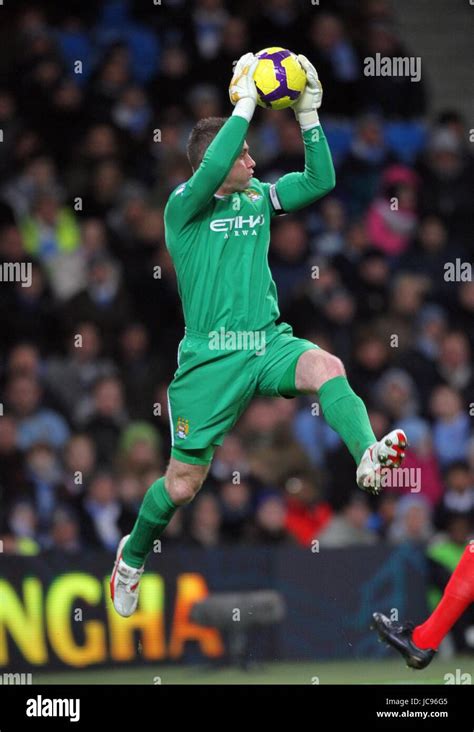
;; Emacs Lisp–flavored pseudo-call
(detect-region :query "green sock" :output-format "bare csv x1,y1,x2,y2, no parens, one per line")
122,477,178,568
318,375,376,464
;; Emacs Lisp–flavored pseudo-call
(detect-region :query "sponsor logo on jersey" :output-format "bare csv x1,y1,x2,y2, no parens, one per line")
210,214,265,237
176,416,190,439
244,188,263,201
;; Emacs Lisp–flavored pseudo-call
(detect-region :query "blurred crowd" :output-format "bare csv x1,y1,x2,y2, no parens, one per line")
0,0,473,558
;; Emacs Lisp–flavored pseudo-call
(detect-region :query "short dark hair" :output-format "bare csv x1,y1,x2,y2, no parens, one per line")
186,117,228,170
443,459,470,478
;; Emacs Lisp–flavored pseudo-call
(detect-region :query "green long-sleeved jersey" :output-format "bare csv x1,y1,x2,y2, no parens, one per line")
164,115,335,335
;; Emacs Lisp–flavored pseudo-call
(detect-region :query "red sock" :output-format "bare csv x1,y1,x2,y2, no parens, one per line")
413,545,474,650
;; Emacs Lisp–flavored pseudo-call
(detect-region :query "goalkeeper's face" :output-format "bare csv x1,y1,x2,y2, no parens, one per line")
221,141,255,193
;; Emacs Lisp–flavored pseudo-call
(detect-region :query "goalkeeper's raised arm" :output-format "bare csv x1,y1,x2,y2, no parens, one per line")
270,55,336,214
167,53,259,226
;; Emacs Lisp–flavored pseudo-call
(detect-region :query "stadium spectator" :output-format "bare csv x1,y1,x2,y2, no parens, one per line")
435,331,474,406
0,416,27,505
63,434,97,500
360,21,427,117
303,13,360,116
0,260,59,352
61,253,132,354
80,375,128,467
80,159,127,220
249,492,293,545
395,303,447,410
419,127,474,245
347,332,392,405
192,0,230,62
311,197,346,257
453,282,474,350
217,479,254,543
434,461,474,532
4,500,40,554
116,421,163,477
388,494,434,544
371,492,398,540
186,492,223,548
20,188,83,299
340,113,395,216
366,164,419,257
23,441,67,541
352,248,390,321
284,473,333,547
5,374,70,451
116,322,165,421
429,385,471,467
79,471,136,551
46,506,83,554
318,492,377,547
385,417,443,507
374,368,420,422
209,435,251,484
44,321,116,423
268,217,311,305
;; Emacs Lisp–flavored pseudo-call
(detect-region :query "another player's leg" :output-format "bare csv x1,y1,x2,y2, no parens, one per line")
371,613,436,670
294,349,407,494
110,455,211,617
372,544,474,668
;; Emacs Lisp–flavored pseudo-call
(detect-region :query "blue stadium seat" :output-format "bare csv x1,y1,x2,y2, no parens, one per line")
95,0,160,83
385,122,428,164
55,30,95,85
323,121,354,167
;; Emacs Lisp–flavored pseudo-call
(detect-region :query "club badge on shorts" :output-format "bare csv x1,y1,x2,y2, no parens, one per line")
176,416,190,439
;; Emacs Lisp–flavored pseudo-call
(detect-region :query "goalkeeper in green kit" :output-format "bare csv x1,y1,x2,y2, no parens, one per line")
110,53,407,616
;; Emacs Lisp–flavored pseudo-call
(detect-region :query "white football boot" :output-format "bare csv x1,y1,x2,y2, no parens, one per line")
356,429,408,495
110,535,144,617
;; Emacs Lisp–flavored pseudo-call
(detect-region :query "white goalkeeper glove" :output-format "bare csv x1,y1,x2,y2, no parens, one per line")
292,54,323,130
229,52,258,122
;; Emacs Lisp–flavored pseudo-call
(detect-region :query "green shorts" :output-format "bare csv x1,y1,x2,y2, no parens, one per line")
167,322,318,465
